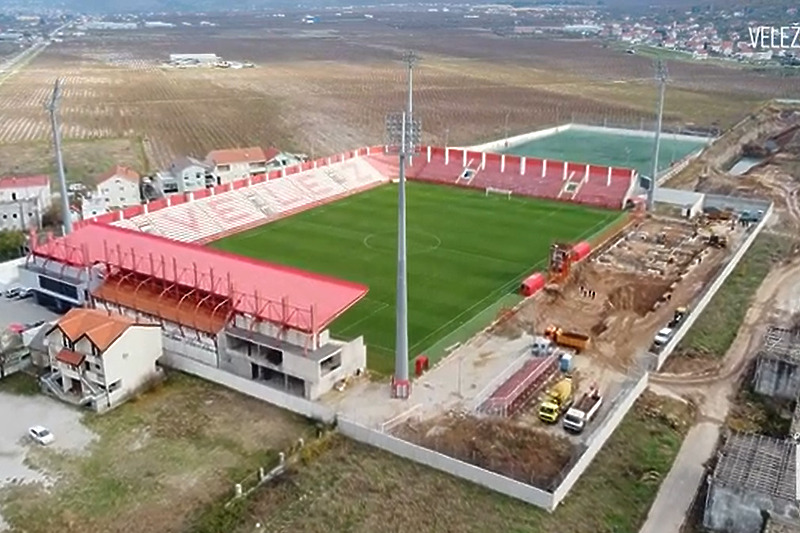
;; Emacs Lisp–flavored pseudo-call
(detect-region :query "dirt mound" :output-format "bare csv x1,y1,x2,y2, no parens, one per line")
395,413,573,488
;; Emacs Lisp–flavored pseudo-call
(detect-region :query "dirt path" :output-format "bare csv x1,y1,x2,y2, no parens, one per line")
640,257,800,533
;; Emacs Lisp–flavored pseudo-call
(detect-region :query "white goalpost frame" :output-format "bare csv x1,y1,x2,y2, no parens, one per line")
484,187,512,199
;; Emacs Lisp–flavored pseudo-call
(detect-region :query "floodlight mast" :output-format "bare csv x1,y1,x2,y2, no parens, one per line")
46,78,72,234
387,51,420,399
647,60,668,211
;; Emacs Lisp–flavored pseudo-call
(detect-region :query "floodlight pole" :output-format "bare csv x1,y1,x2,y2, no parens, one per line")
47,78,72,234
394,111,410,399
404,51,417,166
647,60,667,211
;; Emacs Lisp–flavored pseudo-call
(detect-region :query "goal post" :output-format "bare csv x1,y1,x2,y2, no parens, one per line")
485,187,512,199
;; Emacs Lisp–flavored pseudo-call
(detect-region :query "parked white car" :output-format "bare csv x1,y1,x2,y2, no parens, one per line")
28,426,55,446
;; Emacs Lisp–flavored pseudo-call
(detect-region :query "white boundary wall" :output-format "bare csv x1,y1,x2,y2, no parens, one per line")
655,202,774,369
338,417,557,510
159,351,336,423
551,372,649,507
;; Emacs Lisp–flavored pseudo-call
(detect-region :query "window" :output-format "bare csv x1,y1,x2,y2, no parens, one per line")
84,361,90,372
39,275,79,300
27,212,32,218
91,344,100,357
217,164,230,172
1,215,6,220
11,213,16,219
11,192,16,201
108,380,122,392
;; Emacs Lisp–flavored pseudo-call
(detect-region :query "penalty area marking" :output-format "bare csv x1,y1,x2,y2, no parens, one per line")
363,230,442,255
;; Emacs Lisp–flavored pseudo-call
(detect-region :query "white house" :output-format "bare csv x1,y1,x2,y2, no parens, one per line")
205,147,304,185
206,147,268,185
0,175,51,231
156,156,213,194
44,308,162,412
92,165,141,211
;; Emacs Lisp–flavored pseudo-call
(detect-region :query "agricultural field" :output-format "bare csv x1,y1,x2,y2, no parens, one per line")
0,373,312,533
0,14,790,175
212,182,620,374
225,391,695,533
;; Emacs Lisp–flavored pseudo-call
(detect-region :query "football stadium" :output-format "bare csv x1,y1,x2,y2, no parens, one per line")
18,124,773,511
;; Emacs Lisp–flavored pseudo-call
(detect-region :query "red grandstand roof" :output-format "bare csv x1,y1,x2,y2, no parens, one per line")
34,223,368,332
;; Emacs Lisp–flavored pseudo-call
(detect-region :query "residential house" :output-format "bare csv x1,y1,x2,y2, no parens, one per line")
206,146,267,185
206,146,303,185
0,175,51,231
156,156,213,194
722,41,734,56
86,165,141,214
43,308,162,412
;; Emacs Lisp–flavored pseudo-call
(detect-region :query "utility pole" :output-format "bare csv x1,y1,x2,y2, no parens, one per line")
46,78,72,234
503,111,510,148
647,60,668,211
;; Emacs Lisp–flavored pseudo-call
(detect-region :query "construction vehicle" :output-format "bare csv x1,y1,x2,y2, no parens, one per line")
563,385,603,433
544,325,590,353
538,377,574,423
531,336,556,356
707,233,727,248
668,307,688,329
739,210,764,224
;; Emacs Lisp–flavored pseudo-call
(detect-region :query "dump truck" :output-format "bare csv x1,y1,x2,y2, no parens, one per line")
538,377,573,423
544,326,590,353
563,386,603,433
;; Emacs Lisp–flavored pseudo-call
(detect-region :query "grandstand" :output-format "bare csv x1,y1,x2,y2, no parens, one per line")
19,144,637,401
367,147,638,209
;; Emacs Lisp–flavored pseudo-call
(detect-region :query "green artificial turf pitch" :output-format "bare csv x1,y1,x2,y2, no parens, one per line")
212,182,621,374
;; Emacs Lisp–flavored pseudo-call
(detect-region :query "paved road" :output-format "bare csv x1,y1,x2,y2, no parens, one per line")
640,258,800,533
639,421,720,533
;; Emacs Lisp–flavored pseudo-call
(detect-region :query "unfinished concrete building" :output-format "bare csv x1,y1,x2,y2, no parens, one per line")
765,515,800,533
753,327,800,400
704,434,799,533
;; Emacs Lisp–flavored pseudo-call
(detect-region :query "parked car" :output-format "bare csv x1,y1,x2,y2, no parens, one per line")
17,287,33,299
28,426,55,446
4,286,21,298
653,327,673,350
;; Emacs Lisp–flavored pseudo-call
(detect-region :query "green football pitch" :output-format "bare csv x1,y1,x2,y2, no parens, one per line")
212,182,622,374
498,127,709,178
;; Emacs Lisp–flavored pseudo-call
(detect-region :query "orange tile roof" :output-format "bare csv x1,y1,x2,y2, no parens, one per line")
207,147,266,166
0,175,49,189
52,308,135,352
96,165,140,185
56,349,85,367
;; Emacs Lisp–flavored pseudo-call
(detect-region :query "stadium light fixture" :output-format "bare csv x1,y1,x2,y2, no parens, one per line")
385,112,421,400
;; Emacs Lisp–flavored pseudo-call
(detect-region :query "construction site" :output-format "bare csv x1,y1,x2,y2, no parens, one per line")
386,197,768,495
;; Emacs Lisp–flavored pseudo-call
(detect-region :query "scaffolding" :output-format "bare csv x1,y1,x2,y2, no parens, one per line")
713,433,796,501
760,326,800,365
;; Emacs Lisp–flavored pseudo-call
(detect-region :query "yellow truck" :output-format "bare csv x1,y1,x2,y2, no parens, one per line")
544,326,590,353
538,377,574,423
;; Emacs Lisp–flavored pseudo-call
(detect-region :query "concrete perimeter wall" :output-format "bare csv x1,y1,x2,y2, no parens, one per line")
655,202,774,370
338,417,557,510
159,351,335,423
551,372,649,507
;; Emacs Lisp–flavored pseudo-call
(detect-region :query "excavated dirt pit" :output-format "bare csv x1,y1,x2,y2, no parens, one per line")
394,412,573,488
502,216,743,372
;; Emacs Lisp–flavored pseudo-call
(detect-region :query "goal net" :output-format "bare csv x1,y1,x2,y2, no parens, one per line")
485,187,512,199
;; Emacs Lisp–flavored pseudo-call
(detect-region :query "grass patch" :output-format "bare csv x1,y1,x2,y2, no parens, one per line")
230,391,693,533
212,182,620,374
674,233,794,360
0,372,39,396
0,372,311,533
